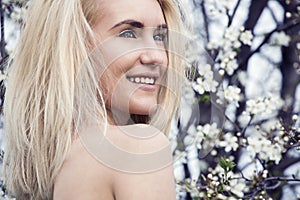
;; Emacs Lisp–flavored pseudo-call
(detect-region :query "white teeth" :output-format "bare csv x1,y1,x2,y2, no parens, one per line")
128,77,155,85
135,77,141,83
145,78,150,84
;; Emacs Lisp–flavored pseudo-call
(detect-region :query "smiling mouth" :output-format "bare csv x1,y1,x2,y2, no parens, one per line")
126,76,156,85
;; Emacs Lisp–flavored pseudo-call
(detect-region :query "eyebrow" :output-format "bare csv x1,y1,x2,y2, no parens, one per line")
110,19,167,30
158,24,168,29
110,20,144,30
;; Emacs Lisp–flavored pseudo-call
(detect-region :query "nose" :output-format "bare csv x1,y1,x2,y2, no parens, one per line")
140,49,166,66
139,41,167,66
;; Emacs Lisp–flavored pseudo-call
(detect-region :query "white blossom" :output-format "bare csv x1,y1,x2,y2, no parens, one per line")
217,85,241,107
218,132,239,152
206,77,219,93
270,31,291,47
185,123,221,150
264,95,284,114
246,134,285,164
205,0,237,17
233,40,242,49
246,94,283,116
220,50,237,61
198,123,220,139
207,39,220,50
246,98,266,115
229,178,246,198
184,127,205,149
198,64,213,78
224,27,240,42
210,27,254,76
268,143,284,164
192,78,206,95
222,39,235,51
192,71,218,95
292,114,298,122
239,30,253,45
219,59,239,75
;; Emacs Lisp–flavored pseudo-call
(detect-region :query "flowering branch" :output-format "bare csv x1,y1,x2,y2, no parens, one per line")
239,17,300,68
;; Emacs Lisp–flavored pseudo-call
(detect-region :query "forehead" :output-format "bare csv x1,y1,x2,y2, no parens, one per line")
98,0,166,26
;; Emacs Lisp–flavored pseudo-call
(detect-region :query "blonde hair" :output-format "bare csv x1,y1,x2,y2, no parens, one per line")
151,0,185,133
3,0,184,199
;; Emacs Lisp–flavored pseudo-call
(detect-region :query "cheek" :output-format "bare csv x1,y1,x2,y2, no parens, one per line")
99,63,122,103
99,58,134,108
99,72,112,97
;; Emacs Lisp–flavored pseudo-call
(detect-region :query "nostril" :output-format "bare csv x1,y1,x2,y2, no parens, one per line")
139,49,166,65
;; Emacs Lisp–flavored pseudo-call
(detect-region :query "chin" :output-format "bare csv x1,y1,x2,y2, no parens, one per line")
129,105,157,116
129,99,158,116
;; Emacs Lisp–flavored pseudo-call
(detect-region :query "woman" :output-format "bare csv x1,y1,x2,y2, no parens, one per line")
3,0,185,199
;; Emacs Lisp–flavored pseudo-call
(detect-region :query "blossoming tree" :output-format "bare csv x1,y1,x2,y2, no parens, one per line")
172,0,300,199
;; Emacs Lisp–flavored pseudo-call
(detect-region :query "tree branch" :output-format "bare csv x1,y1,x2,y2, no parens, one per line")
239,17,300,68
227,0,242,27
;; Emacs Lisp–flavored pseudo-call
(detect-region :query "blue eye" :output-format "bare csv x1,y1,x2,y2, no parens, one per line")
153,28,168,43
153,33,166,41
119,29,136,38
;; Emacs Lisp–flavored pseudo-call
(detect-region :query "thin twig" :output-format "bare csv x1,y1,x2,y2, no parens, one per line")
265,176,300,182
266,5,279,25
200,1,210,43
240,17,300,68
241,115,254,137
227,0,242,27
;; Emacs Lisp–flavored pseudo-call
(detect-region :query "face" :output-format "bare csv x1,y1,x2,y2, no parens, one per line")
91,0,168,124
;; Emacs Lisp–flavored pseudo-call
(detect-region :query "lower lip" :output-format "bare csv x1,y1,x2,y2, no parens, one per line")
129,81,157,92
138,83,157,92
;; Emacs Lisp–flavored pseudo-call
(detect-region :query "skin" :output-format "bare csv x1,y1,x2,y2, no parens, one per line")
54,0,176,199
54,125,175,200
92,0,168,124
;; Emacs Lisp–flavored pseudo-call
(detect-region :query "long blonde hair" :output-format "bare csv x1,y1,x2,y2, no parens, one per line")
3,0,184,199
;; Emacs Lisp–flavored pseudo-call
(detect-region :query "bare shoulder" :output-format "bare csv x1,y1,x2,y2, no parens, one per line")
112,163,176,200
54,125,176,200
106,125,176,200
53,138,115,200
106,124,171,153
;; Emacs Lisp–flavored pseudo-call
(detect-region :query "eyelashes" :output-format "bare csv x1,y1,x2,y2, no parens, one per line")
153,32,167,42
119,29,137,38
118,28,168,42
